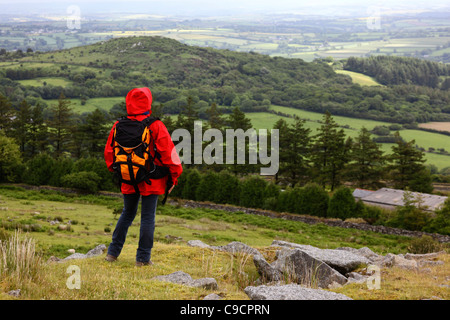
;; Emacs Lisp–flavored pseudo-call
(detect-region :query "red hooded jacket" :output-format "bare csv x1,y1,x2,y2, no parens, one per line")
104,87,182,196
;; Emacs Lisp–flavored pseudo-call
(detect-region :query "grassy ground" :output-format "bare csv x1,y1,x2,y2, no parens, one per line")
44,96,125,114
0,185,449,300
18,77,73,87
335,70,381,86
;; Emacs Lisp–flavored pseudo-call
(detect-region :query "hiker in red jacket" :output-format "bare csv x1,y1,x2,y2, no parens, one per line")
104,87,182,266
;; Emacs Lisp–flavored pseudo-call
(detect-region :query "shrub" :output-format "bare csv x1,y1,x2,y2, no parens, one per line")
213,170,240,205
297,183,330,217
387,191,431,231
275,187,292,213
327,187,356,219
170,166,188,198
181,169,201,200
239,176,268,208
73,157,116,192
407,235,442,254
361,204,383,224
0,132,23,183
424,199,450,236
61,171,101,193
263,183,281,211
23,153,55,186
195,171,218,202
47,157,74,187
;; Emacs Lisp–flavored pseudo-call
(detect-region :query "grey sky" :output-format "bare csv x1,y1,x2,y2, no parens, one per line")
0,0,449,17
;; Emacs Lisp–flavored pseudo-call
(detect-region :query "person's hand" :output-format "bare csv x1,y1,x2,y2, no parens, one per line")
168,185,175,194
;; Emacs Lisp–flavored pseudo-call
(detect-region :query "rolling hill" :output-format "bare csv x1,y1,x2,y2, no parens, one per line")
1,35,450,125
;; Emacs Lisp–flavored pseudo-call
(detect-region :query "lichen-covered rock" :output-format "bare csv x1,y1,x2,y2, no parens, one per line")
59,244,106,262
272,240,370,274
253,248,347,288
152,271,218,290
244,284,352,300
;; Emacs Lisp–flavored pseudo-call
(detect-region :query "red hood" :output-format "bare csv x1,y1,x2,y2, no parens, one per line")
125,87,153,116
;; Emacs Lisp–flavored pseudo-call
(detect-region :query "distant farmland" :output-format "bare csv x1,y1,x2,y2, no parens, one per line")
419,122,450,133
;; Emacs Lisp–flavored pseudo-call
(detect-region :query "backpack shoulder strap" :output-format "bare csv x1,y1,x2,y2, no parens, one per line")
141,116,160,128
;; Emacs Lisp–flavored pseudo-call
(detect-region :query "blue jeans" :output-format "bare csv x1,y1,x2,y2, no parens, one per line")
107,194,158,263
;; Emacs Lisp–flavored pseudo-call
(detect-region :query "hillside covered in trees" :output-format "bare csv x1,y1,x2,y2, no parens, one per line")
0,36,449,124
1,36,450,236
344,56,450,89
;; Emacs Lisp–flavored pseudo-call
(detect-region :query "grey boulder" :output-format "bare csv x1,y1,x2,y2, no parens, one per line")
245,284,352,300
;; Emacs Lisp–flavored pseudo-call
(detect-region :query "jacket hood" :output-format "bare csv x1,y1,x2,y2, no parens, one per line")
125,87,153,116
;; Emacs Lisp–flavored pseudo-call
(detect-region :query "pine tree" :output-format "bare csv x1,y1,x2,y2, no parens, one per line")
226,106,252,131
28,103,48,157
311,111,349,191
47,93,74,158
13,99,32,154
80,108,110,157
206,102,224,131
285,117,311,186
176,96,198,135
347,127,385,189
176,96,200,167
0,93,13,134
388,132,431,192
273,118,290,183
226,106,253,176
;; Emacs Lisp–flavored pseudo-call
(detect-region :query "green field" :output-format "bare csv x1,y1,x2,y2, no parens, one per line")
335,70,382,86
246,105,450,170
45,96,124,114
18,77,73,87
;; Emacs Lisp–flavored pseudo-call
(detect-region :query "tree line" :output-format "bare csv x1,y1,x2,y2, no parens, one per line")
0,91,440,193
1,92,449,236
344,56,450,89
173,168,450,236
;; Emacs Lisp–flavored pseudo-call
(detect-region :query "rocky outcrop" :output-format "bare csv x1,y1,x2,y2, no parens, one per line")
255,248,348,289
187,238,447,300
152,271,218,290
187,240,263,257
272,240,370,274
244,284,352,300
52,244,107,262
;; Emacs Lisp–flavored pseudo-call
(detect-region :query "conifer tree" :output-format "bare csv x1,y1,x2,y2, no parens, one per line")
81,108,110,157
206,102,224,131
273,118,290,183
47,93,74,158
28,103,47,157
225,106,254,175
13,99,32,154
347,127,385,189
310,111,349,190
388,132,432,192
0,94,13,134
285,117,311,186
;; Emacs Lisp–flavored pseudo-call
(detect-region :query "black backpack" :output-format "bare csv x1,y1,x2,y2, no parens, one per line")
112,116,172,204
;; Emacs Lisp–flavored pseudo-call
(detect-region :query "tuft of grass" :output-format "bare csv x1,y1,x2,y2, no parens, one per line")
0,230,44,290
